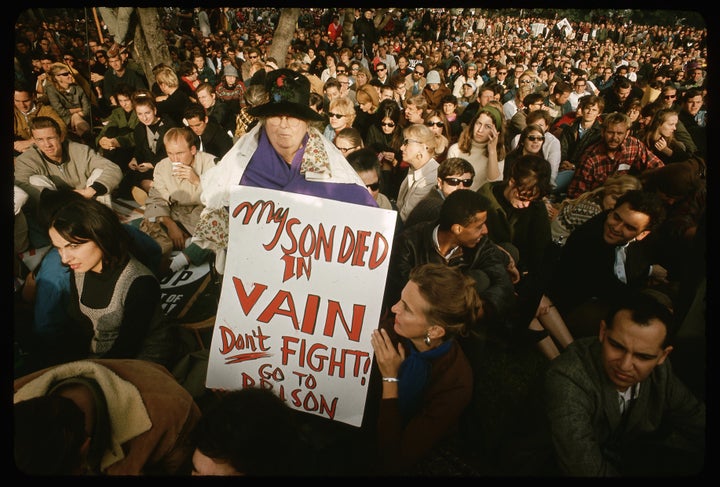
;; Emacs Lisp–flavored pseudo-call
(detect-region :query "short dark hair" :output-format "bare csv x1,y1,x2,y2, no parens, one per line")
193,388,305,475
439,189,491,230
613,189,666,234
604,290,677,346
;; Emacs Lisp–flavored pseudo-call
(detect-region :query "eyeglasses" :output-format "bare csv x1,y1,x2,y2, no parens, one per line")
664,94,677,99
381,122,396,127
403,138,422,146
56,72,71,77
426,121,444,127
328,112,345,119
336,145,358,153
265,115,303,127
514,187,539,202
443,177,473,187
365,182,380,191
526,135,545,142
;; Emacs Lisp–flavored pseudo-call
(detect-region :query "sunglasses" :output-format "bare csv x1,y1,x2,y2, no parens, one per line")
365,182,380,191
498,71,507,75
403,138,422,146
520,79,533,83
414,71,425,76
336,70,346,74
328,112,345,119
336,146,358,153
664,95,677,99
527,135,545,142
377,67,386,71
56,72,71,77
381,122,396,127
426,121,444,127
443,177,473,187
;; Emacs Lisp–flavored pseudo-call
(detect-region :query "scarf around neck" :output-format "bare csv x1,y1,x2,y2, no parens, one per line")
397,338,453,419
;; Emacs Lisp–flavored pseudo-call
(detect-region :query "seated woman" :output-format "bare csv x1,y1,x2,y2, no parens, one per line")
124,90,179,203
42,192,181,370
364,99,405,201
478,154,574,359
371,263,480,474
95,83,139,188
638,108,692,164
44,62,93,144
323,95,356,143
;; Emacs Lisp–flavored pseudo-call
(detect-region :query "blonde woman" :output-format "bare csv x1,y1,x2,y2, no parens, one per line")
550,173,642,245
396,123,448,223
446,105,506,191
44,62,92,142
323,95,356,143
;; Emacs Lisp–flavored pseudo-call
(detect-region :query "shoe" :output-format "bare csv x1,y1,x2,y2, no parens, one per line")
131,186,147,207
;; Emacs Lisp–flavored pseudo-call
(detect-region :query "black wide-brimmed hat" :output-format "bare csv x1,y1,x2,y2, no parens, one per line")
248,68,325,122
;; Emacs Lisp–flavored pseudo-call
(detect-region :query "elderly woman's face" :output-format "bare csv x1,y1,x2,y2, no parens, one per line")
264,115,308,156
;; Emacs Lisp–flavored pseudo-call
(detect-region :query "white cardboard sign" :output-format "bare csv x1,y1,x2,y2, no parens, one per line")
206,186,397,427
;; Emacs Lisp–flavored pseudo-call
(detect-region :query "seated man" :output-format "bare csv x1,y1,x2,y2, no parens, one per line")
182,102,233,161
14,358,202,475
141,127,216,275
13,81,67,156
14,115,122,248
384,189,516,333
544,291,705,476
403,156,476,229
567,112,663,199
547,190,669,338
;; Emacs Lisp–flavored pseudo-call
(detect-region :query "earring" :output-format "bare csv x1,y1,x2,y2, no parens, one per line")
424,331,431,346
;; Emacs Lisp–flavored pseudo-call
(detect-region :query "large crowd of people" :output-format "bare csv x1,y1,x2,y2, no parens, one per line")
13,7,706,477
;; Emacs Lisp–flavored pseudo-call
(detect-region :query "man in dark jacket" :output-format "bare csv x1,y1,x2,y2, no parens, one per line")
385,189,516,332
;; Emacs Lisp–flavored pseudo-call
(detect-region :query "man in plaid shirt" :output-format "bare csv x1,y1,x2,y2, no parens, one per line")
567,112,663,199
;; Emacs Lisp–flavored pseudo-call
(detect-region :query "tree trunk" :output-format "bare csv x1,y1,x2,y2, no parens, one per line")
341,8,356,47
267,8,300,68
133,7,171,87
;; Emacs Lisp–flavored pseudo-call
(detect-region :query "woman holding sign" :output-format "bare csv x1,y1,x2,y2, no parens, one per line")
370,263,480,474
194,68,378,274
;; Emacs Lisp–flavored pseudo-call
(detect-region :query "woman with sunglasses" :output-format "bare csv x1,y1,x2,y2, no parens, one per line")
45,62,93,144
502,124,547,181
423,109,452,162
365,100,407,202
322,95,356,143
396,123,448,224
478,154,574,360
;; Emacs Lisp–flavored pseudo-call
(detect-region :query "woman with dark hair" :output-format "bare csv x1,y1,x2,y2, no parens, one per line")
478,154,574,359
43,193,180,368
502,124,548,181
124,90,179,203
365,99,406,201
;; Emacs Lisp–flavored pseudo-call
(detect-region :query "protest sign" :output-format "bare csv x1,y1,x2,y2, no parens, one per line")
206,187,397,427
